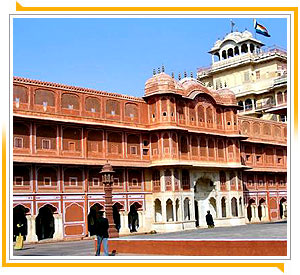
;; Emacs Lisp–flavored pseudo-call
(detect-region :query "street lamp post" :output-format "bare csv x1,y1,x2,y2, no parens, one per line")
100,161,119,238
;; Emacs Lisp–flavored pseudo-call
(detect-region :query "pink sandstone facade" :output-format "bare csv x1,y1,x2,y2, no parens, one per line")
12,72,287,242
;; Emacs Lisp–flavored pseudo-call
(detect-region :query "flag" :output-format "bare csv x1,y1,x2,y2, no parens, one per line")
253,19,271,37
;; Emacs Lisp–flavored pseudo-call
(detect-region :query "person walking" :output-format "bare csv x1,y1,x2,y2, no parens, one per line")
95,211,109,256
206,210,215,228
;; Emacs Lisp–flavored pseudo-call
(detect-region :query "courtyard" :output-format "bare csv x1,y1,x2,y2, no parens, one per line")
13,221,287,257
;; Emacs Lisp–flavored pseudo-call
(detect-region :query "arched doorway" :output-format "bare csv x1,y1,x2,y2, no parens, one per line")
113,202,123,232
128,202,141,232
154,199,162,222
258,198,266,221
209,197,217,218
279,198,287,219
166,199,174,222
231,197,238,217
221,197,226,218
247,199,255,222
194,200,199,227
184,198,190,220
88,203,104,236
13,205,29,241
36,204,56,241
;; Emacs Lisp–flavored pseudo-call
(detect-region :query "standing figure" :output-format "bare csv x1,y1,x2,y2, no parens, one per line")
14,223,25,250
95,211,109,256
206,210,215,228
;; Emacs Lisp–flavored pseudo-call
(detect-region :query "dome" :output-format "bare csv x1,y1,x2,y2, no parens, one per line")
144,72,181,96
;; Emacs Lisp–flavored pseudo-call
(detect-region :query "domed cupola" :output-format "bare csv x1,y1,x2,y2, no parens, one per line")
144,71,183,97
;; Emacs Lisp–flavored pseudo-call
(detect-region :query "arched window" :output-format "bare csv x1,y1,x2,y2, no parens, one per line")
87,130,103,153
163,133,170,155
241,43,248,53
182,170,190,190
180,136,188,154
221,197,227,217
253,123,260,135
151,134,159,156
238,101,243,108
214,53,220,62
263,124,271,135
164,170,172,191
208,139,215,158
62,127,81,151
13,85,28,103
227,140,234,160
35,89,55,107
62,93,79,110
227,48,234,58
245,98,253,111
206,106,213,126
36,125,57,150
85,96,100,113
191,136,198,156
189,103,196,123
250,43,255,53
154,199,162,222
161,97,168,118
13,123,30,149
200,137,207,157
127,134,140,156
107,132,122,154
231,198,238,217
216,108,222,127
284,90,287,102
234,46,239,56
106,100,120,116
37,166,57,187
177,102,185,122
217,140,224,158
198,105,205,125
222,50,227,60
152,170,161,192
166,199,174,222
171,134,177,155
184,198,190,220
277,92,283,105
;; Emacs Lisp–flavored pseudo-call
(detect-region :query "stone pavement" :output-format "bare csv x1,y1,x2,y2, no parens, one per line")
13,221,287,257
120,221,287,240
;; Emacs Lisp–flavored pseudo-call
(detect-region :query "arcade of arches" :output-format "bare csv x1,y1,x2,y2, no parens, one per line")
13,168,287,242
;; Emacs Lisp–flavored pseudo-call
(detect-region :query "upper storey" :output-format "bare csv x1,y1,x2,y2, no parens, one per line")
209,31,264,63
197,31,286,86
13,74,242,137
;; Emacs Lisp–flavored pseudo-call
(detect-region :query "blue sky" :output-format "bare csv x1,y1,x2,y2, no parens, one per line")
13,18,287,97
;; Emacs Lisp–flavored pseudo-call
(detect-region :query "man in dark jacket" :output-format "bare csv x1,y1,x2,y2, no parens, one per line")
206,210,215,228
95,211,109,256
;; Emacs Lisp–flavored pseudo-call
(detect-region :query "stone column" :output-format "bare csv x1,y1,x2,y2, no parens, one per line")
119,211,130,234
251,99,255,110
161,198,167,222
211,54,215,64
53,213,63,240
190,198,196,221
252,205,259,222
25,215,38,242
137,211,144,231
172,199,176,222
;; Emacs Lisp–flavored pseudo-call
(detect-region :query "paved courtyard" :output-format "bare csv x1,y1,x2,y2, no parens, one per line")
120,221,287,240
13,221,287,256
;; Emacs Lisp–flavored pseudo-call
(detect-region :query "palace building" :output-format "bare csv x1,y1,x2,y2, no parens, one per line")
13,68,287,242
197,30,287,122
